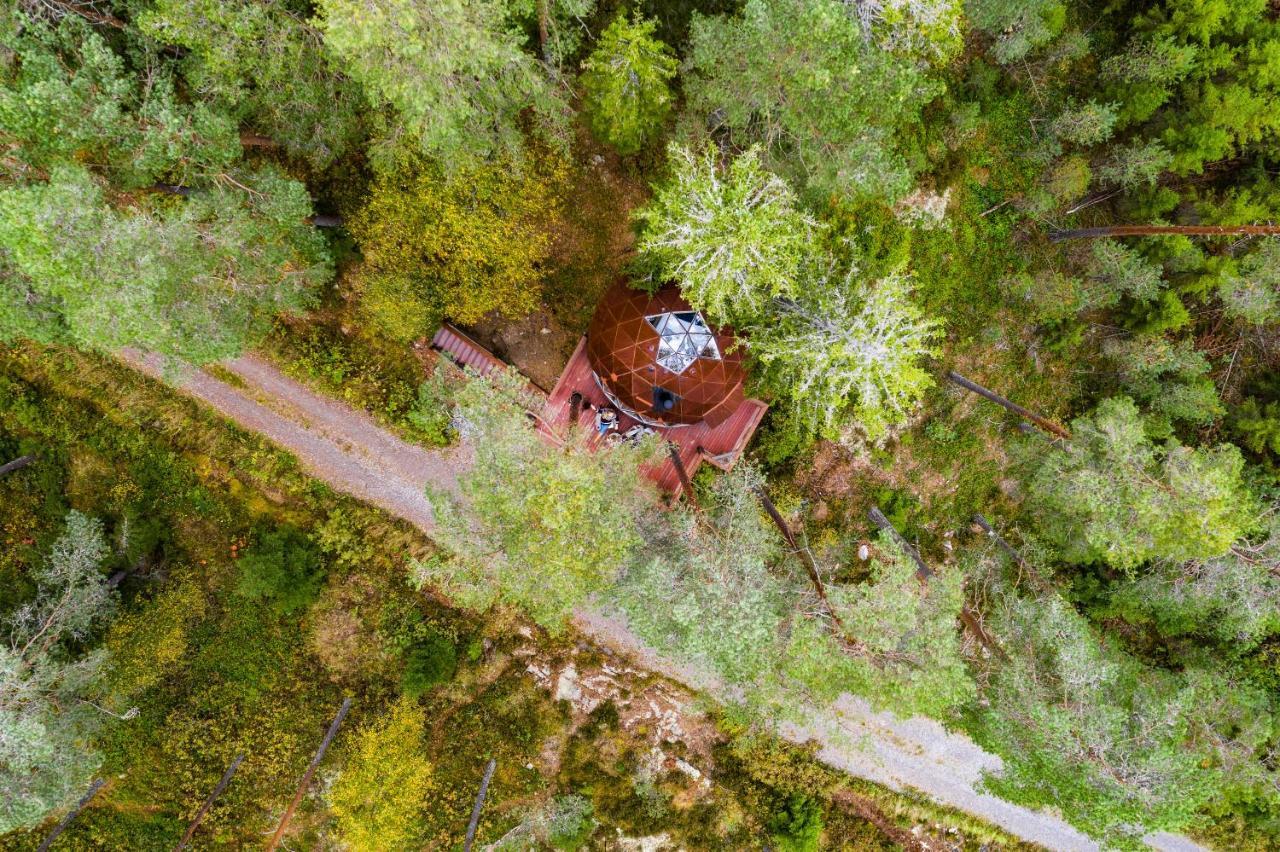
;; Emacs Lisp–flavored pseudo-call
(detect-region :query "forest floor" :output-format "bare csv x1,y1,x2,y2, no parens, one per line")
123,350,1205,852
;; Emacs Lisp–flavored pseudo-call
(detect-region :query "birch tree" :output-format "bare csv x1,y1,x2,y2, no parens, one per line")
748,262,941,442
634,144,815,323
419,368,659,631
616,468,972,720
782,534,974,719
1,512,113,833
616,465,792,687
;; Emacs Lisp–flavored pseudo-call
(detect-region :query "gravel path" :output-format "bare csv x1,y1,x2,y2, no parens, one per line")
125,351,467,530
125,351,1205,852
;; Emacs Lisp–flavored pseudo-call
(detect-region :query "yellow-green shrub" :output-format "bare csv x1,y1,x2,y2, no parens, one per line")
105,575,207,699
350,152,567,337
329,699,436,851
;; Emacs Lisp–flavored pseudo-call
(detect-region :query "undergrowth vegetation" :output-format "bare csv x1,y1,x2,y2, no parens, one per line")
5,0,1280,847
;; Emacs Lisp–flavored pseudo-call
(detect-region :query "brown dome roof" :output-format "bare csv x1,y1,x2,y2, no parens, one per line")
587,281,745,427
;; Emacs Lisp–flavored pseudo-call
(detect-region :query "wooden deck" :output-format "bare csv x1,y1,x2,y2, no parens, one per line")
542,337,767,496
431,326,767,497
431,323,513,379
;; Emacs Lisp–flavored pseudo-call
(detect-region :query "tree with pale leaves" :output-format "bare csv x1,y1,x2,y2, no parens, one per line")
1218,239,1280,326
616,464,791,687
846,0,963,63
1,512,114,833
749,261,941,442
966,0,1065,64
634,144,815,323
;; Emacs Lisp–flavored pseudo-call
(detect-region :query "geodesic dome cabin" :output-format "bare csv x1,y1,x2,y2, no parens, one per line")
586,282,746,427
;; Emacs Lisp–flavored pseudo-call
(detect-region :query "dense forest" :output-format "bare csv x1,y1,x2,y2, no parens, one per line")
3,0,1280,849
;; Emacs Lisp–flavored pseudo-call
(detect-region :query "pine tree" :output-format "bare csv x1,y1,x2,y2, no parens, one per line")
681,0,938,199
316,0,567,169
136,0,365,169
1101,336,1222,430
1106,514,1280,650
580,14,677,156
1218,239,1280,326
0,16,331,363
0,165,330,363
1023,397,1255,571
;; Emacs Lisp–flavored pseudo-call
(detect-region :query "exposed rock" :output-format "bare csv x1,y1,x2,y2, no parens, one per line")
555,663,582,704
614,830,673,851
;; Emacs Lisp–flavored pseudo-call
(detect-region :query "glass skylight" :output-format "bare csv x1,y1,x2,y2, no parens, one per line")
645,311,721,375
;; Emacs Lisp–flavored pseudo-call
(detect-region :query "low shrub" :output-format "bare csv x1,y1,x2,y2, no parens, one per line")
401,631,458,697
233,525,325,614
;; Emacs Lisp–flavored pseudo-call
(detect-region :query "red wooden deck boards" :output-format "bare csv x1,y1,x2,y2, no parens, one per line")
543,337,767,496
431,327,767,497
431,324,511,379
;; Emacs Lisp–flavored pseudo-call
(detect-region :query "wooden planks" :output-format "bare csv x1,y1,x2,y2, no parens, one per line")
542,336,768,496
430,324,510,378
429,327,768,497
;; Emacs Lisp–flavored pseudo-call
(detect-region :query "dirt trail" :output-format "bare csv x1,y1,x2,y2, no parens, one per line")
125,351,467,530
124,351,1204,852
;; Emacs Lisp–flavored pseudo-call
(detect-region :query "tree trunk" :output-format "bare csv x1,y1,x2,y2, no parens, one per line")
463,758,497,852
174,754,244,851
946,371,1071,440
38,779,105,852
831,790,929,851
667,443,698,508
0,454,35,478
151,183,195,197
266,698,351,852
537,0,551,63
43,0,125,29
757,486,843,628
239,133,279,149
869,508,1008,660
972,513,1055,596
757,487,898,664
1049,224,1280,242
867,507,933,580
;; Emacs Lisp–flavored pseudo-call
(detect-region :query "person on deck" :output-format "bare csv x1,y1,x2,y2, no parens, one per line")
595,406,618,436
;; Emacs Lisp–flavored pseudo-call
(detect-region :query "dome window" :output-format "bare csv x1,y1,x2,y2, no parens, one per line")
645,311,721,375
